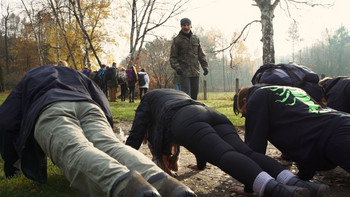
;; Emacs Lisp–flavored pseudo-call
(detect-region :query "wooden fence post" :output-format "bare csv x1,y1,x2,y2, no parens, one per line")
204,80,207,100
235,78,239,93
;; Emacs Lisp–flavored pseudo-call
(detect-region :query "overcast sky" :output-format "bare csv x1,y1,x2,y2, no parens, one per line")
163,0,350,58
103,0,350,63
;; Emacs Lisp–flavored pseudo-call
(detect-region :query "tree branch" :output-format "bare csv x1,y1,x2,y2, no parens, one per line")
286,0,334,7
211,20,261,54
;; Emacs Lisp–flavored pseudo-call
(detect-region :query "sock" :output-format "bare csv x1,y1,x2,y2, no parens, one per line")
276,170,296,184
253,171,274,196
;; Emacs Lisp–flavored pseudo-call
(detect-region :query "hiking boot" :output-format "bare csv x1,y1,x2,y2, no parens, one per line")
264,179,309,197
287,177,330,197
112,171,160,197
148,173,196,197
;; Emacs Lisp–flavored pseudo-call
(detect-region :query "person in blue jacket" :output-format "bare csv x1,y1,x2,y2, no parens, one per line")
0,65,195,197
236,85,350,182
126,89,329,197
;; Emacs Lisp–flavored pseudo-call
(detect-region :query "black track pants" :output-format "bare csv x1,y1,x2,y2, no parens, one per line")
171,105,285,188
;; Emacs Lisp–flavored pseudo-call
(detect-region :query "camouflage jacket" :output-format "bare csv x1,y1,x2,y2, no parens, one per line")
170,31,208,77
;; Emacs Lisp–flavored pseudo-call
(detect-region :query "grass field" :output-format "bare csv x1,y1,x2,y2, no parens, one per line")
0,91,244,196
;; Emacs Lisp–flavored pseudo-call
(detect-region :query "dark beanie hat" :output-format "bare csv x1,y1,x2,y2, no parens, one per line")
180,18,191,25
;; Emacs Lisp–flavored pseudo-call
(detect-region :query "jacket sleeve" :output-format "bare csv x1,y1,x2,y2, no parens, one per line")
145,74,150,84
0,82,23,176
170,38,181,70
197,40,208,69
125,100,152,149
244,89,270,154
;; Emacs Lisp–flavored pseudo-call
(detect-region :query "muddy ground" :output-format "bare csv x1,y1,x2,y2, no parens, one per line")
114,121,350,197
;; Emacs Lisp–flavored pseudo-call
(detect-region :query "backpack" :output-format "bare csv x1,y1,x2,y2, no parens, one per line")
126,68,135,83
104,67,118,86
89,70,103,88
118,70,128,84
89,70,97,81
251,62,324,101
138,73,146,86
97,68,106,82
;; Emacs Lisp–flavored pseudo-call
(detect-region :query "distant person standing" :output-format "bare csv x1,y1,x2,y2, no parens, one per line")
105,62,119,102
126,65,138,103
170,17,209,100
82,66,90,76
97,64,107,95
118,66,128,102
138,68,149,100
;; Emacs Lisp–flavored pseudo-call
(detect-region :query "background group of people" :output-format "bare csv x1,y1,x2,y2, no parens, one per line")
82,63,150,103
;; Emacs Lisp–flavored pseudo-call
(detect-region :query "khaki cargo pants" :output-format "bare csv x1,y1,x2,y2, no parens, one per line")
34,101,162,196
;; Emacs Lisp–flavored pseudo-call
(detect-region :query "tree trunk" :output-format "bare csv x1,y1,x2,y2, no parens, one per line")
83,24,91,68
21,0,44,66
70,0,102,68
48,0,78,69
55,19,60,61
0,65,4,92
4,6,10,74
255,0,279,64
128,0,188,67
260,6,275,64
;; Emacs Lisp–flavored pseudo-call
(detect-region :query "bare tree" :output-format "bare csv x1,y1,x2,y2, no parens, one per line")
68,0,110,68
253,0,280,64
287,21,302,62
127,0,189,67
0,64,4,92
215,0,334,65
47,0,78,69
253,0,333,64
74,0,112,69
20,0,45,66
142,37,173,88
2,3,10,74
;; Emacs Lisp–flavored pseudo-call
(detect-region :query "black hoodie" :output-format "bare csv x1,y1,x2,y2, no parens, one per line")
245,85,350,179
322,77,350,113
126,89,204,160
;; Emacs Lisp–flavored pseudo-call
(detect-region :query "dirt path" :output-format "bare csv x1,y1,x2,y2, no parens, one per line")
114,121,350,197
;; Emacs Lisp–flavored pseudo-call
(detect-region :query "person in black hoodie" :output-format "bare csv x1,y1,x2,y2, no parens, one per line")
0,65,196,197
237,85,350,182
126,89,329,197
320,76,350,113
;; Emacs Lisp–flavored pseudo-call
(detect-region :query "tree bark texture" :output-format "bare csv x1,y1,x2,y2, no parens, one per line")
255,0,279,64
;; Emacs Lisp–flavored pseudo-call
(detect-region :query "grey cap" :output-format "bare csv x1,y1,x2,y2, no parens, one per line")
180,18,191,25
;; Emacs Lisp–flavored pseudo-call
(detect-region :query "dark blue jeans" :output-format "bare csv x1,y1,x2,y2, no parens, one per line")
180,76,199,100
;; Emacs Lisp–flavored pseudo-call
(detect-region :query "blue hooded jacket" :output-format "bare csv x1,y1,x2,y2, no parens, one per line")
0,65,113,183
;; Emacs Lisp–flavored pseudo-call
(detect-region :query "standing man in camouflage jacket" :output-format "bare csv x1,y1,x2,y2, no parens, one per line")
170,17,209,100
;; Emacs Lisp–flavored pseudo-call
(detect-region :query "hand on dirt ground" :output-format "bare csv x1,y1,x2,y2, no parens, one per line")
271,154,284,160
187,163,198,170
170,171,178,177
229,186,255,196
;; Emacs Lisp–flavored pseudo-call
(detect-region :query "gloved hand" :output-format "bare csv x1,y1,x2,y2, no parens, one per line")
176,68,183,75
203,68,209,76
